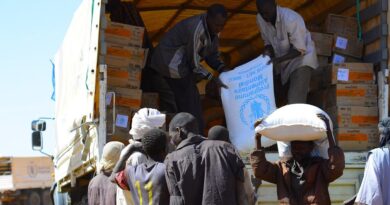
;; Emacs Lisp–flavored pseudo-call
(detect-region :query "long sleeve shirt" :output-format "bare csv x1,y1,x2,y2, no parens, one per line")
250,146,345,205
151,14,225,80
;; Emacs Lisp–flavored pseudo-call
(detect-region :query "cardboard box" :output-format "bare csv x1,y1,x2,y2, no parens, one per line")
323,63,374,85
307,89,328,109
102,43,148,68
107,107,136,143
141,92,159,109
107,66,142,89
107,87,142,109
105,21,145,47
326,106,379,128
332,35,363,58
311,32,333,56
309,66,325,92
331,53,362,64
318,56,329,67
325,14,358,39
335,128,378,151
326,84,377,107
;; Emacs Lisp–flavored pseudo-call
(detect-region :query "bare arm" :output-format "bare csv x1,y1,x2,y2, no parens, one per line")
317,114,345,182
109,143,143,183
250,133,279,184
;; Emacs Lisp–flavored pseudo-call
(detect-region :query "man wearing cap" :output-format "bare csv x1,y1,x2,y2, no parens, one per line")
88,141,124,205
256,0,318,106
165,113,245,205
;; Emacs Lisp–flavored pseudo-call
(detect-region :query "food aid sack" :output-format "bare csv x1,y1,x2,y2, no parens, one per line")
255,104,334,159
219,55,276,152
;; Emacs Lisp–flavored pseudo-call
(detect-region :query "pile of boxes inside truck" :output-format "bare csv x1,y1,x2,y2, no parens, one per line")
100,18,159,142
309,14,379,151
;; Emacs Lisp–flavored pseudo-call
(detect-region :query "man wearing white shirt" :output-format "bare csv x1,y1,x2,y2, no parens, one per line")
256,0,318,106
355,118,390,205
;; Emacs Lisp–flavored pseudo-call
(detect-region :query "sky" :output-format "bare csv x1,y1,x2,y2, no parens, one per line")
0,1,81,157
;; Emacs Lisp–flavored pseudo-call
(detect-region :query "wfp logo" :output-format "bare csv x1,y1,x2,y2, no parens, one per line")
240,95,271,129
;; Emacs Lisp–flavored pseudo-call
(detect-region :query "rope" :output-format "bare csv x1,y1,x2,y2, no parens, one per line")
356,0,363,41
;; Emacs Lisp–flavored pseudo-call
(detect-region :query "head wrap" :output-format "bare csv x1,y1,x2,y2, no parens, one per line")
129,108,166,140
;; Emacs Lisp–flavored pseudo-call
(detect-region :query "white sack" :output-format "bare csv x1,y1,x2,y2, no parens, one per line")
129,108,166,140
255,104,332,141
277,136,332,159
220,56,276,152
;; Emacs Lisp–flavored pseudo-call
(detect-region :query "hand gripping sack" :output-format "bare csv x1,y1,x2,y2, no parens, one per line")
255,104,333,141
255,104,334,159
220,56,276,152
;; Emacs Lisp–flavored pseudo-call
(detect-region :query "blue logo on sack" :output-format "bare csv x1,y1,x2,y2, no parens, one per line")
240,95,271,129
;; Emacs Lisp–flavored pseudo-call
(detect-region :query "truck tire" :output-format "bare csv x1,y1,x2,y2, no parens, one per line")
41,189,53,205
24,191,41,205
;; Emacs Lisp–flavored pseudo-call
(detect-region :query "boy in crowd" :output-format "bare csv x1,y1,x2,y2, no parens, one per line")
111,129,170,205
165,113,245,205
88,141,124,205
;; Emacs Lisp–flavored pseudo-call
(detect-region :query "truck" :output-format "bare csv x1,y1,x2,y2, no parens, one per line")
32,0,390,204
0,157,53,205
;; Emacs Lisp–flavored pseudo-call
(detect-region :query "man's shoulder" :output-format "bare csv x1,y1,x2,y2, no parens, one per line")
175,14,204,30
369,147,390,158
278,6,303,22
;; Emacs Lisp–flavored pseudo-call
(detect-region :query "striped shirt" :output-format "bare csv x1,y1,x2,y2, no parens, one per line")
116,159,169,205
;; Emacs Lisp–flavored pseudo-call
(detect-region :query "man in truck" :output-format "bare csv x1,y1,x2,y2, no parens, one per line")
256,0,318,106
150,4,230,133
250,114,345,204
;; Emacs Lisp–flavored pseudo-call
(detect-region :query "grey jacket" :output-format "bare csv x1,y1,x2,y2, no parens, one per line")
164,135,245,205
151,14,225,80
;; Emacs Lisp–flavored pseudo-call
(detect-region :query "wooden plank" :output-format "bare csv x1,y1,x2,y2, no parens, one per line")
150,0,194,42
226,0,254,20
138,5,257,15
360,0,386,22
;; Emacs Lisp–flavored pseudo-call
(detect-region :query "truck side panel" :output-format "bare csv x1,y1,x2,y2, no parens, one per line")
10,157,53,190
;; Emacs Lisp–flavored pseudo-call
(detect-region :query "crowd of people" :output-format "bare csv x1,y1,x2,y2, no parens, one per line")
88,108,390,205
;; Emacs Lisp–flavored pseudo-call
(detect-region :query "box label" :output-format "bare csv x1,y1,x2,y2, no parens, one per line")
337,68,349,81
338,133,368,141
351,116,378,124
337,89,366,97
116,114,129,128
333,54,345,64
335,36,348,50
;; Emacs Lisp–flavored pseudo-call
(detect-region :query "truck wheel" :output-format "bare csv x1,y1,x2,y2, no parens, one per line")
41,189,52,205
24,191,41,205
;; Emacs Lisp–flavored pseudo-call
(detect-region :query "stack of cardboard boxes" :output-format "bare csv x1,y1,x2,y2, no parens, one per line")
102,20,158,142
309,14,379,151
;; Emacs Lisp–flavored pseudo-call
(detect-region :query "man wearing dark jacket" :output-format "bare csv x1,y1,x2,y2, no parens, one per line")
150,4,229,132
164,113,245,205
